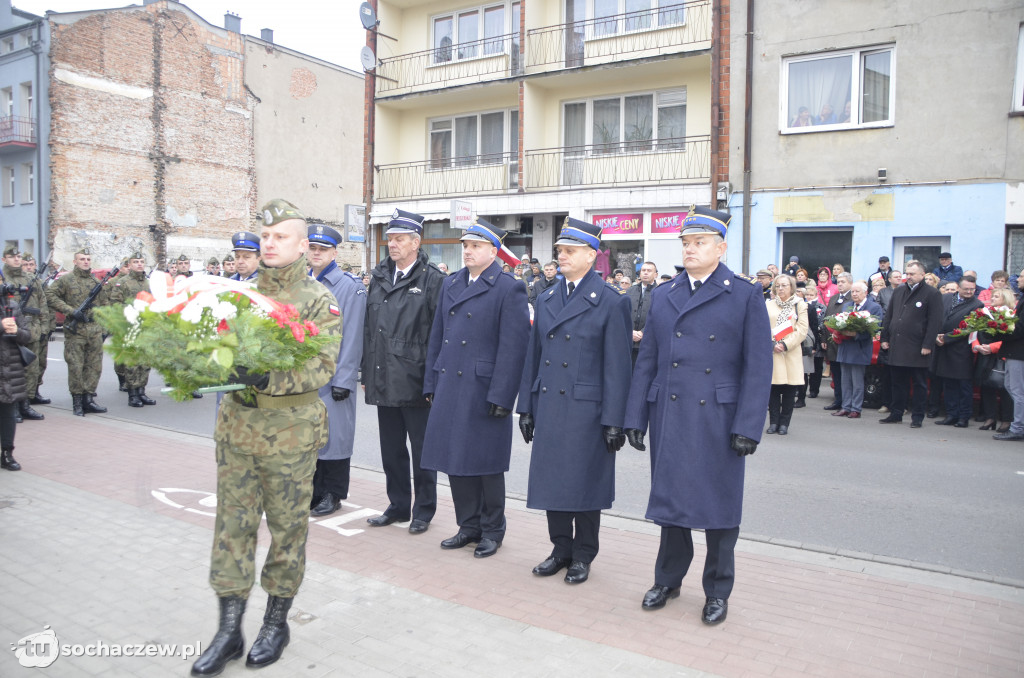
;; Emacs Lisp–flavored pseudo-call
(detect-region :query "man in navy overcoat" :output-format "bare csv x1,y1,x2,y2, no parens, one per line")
517,218,633,585
625,206,772,624
421,219,530,558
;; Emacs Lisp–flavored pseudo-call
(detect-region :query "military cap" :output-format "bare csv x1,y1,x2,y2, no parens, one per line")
222,253,235,262
2,245,18,257
231,231,260,253
307,223,342,248
386,208,424,236
128,251,145,261
340,262,353,272
260,198,305,226
75,248,91,256
21,252,34,261
460,217,506,249
680,205,732,238
206,257,219,266
555,217,602,249
176,253,190,262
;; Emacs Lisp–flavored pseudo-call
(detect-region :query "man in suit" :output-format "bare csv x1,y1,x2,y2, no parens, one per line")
832,281,883,418
517,218,632,585
306,224,367,517
932,275,983,427
822,273,853,411
624,206,773,625
627,261,658,367
421,218,530,558
880,260,944,427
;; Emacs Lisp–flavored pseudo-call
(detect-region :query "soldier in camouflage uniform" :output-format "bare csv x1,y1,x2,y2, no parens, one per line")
107,252,156,408
20,253,54,407
221,253,236,277
45,248,109,417
2,247,47,421
191,199,341,677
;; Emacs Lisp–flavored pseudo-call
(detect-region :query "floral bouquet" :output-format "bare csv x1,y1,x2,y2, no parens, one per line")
95,273,337,401
950,305,1017,338
823,310,881,343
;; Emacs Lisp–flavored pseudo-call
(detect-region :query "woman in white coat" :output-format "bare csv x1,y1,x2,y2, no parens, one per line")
765,275,808,435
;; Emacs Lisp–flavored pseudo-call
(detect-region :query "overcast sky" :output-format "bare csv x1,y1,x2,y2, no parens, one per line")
14,0,368,72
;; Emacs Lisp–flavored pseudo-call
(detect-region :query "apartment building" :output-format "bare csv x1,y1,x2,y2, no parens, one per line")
365,0,729,276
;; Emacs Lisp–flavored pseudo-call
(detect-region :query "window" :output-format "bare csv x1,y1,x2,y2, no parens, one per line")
21,163,33,204
20,83,32,117
782,45,894,132
587,0,685,38
0,38,13,54
2,166,13,206
1014,24,1024,113
429,110,516,168
566,88,686,153
1,88,12,118
432,3,513,65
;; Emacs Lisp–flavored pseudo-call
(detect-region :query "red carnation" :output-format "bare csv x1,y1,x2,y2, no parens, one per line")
988,321,998,328
217,319,229,334
1000,323,1009,331
290,323,305,343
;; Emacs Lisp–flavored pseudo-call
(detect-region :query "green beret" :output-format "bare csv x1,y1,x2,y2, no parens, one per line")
75,248,91,256
2,246,18,257
222,253,235,262
260,199,305,226
207,257,219,266
21,252,34,261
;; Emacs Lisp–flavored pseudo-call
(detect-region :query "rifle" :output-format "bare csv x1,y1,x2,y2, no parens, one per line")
64,265,120,334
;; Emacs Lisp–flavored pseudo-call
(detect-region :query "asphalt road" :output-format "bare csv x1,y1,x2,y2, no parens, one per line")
29,335,1024,581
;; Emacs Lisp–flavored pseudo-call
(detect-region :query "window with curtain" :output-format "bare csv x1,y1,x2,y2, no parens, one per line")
657,89,686,148
782,45,894,132
430,120,452,168
458,11,480,59
1015,25,1024,112
484,6,505,55
433,17,453,64
432,3,514,64
429,111,513,169
588,0,686,37
593,98,620,153
568,88,686,154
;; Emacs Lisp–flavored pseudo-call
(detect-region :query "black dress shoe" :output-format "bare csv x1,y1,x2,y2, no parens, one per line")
310,493,341,517
641,584,680,610
766,424,778,434
793,400,806,409
935,416,957,425
564,561,590,584
993,431,1024,441
777,425,788,435
366,513,406,527
926,410,940,418
408,519,429,534
440,532,481,550
532,556,571,576
910,420,923,428
473,538,501,558
30,394,50,405
879,414,903,424
953,420,969,428
702,597,728,625
823,403,841,411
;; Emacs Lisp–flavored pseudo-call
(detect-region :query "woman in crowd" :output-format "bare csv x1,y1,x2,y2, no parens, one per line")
815,266,837,306
766,275,809,435
1,299,31,471
974,287,1017,433
977,270,1009,305
924,272,941,288
795,268,809,285
831,263,845,284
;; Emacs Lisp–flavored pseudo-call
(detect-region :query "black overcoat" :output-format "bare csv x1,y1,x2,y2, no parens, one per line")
880,283,944,368
932,294,983,380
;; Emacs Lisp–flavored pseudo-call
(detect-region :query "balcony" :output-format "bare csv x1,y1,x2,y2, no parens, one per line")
374,135,709,201
0,115,37,153
376,32,522,97
526,0,711,73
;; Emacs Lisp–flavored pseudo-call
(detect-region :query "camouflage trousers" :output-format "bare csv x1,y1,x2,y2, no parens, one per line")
114,362,150,389
64,325,104,395
209,440,317,599
24,338,44,398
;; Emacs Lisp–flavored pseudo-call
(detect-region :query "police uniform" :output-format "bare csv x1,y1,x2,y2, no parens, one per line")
517,218,633,583
421,219,530,557
306,224,367,517
45,248,111,416
108,252,156,407
229,232,260,283
194,199,341,676
361,209,446,531
624,207,773,624
2,247,47,420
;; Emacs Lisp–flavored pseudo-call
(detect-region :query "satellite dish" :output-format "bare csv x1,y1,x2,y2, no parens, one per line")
359,2,377,31
360,46,377,71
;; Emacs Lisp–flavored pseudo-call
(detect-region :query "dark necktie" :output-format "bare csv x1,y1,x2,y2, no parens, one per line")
567,282,575,296
692,280,702,294
395,270,405,285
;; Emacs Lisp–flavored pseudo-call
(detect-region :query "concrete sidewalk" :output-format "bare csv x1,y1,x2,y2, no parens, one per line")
1,409,1022,677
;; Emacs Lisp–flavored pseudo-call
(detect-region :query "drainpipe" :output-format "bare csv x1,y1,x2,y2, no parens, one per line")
741,0,754,274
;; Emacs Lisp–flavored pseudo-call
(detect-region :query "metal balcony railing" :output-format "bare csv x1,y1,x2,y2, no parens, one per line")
376,32,523,95
0,115,36,145
375,151,519,201
524,136,710,190
526,0,710,70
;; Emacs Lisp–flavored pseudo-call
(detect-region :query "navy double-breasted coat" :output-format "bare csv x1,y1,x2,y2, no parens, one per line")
420,260,530,476
516,269,633,511
625,264,773,530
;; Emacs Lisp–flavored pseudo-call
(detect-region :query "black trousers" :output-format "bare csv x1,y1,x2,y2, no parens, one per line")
768,384,798,426
889,365,929,421
312,458,351,500
546,510,601,563
376,406,436,522
450,473,506,541
981,385,1013,421
927,375,944,415
654,525,740,599
828,361,843,406
808,356,824,395
0,401,16,450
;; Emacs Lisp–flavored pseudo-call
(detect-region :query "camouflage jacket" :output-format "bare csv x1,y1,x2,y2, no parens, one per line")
3,263,49,339
46,267,109,321
107,270,150,305
214,256,341,455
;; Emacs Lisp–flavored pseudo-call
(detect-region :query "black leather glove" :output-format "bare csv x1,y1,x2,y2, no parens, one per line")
731,433,758,456
603,426,625,454
231,366,269,390
519,413,534,444
625,428,646,451
488,403,511,418
71,310,88,322
331,387,350,401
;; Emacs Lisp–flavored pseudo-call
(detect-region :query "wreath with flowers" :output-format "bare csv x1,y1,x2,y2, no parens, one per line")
95,273,337,401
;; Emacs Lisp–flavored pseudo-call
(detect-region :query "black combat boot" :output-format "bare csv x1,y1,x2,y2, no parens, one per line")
72,394,85,417
128,388,143,408
1,449,20,471
191,596,246,676
82,394,107,414
138,388,156,406
30,392,51,405
19,400,45,420
117,372,127,392
245,596,292,668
